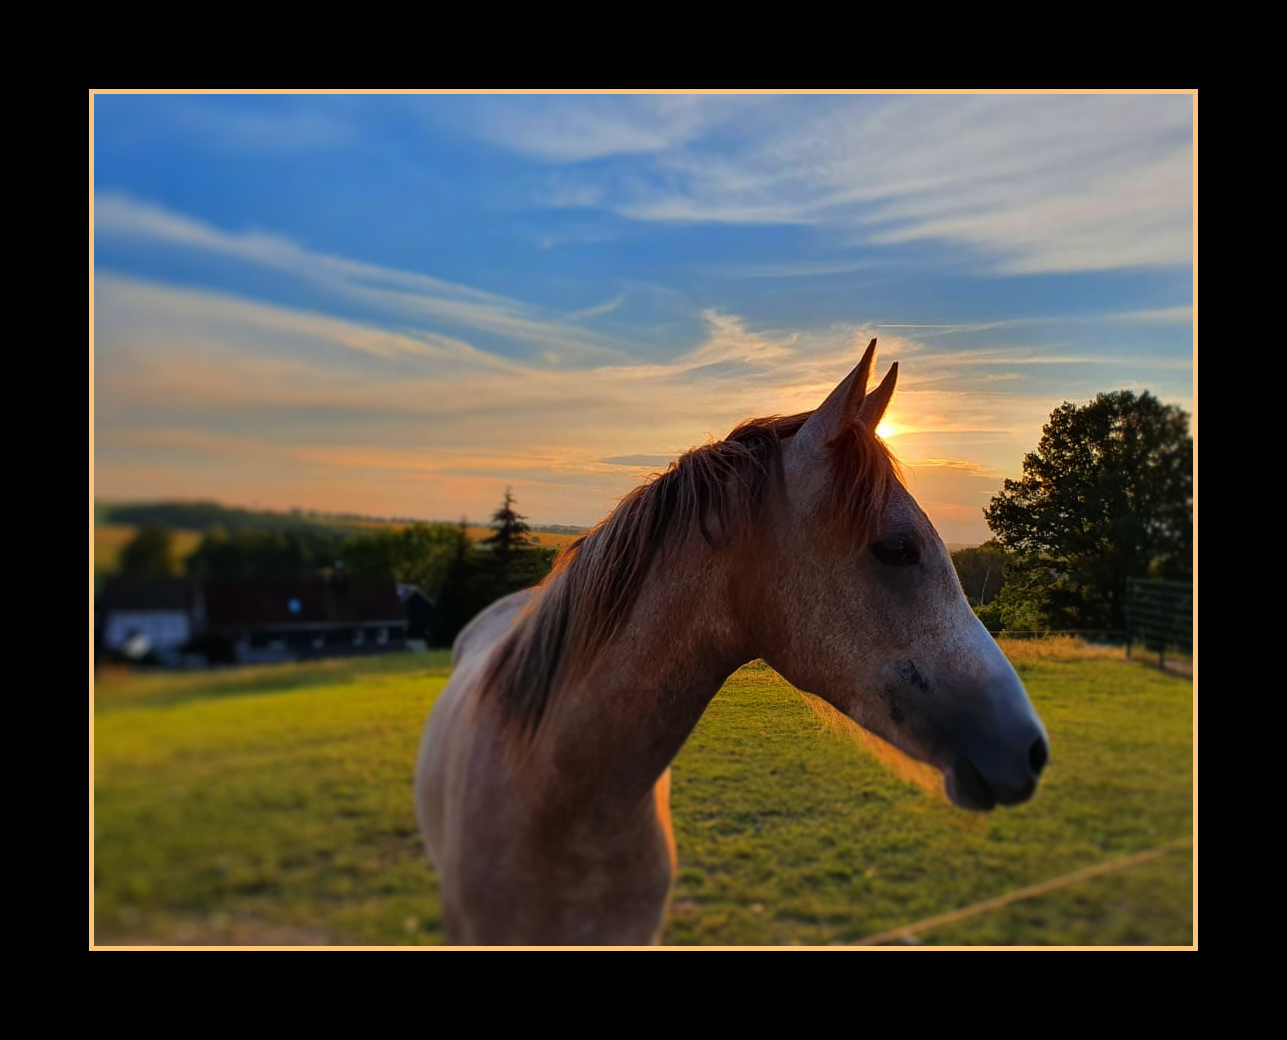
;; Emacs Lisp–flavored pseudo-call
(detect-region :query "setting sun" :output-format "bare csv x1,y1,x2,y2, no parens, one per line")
876,421,899,439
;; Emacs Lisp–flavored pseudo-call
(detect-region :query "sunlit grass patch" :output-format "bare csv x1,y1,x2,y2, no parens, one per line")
660,654,1192,946
995,635,1128,669
93,646,1193,946
94,651,453,712
94,661,452,946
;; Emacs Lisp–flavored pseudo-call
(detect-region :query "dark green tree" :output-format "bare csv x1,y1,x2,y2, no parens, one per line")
983,390,1192,630
505,544,559,590
119,525,174,576
431,518,491,647
185,527,347,578
951,539,1012,606
342,523,459,598
482,488,532,559
428,501,560,648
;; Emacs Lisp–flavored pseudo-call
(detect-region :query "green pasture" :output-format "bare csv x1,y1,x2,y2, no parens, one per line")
92,643,1194,946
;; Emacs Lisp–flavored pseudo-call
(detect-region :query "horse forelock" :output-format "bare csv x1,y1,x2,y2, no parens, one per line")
824,419,906,546
483,411,903,734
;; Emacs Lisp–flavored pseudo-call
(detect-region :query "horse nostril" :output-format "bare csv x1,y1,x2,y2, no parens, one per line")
1029,736,1049,776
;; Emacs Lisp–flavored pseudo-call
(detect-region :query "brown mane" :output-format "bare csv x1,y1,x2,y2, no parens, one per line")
483,411,903,733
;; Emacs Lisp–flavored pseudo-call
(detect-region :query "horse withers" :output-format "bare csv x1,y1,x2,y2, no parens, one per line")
415,339,1049,945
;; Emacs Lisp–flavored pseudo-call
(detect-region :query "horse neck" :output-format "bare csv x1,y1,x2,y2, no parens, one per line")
534,533,755,809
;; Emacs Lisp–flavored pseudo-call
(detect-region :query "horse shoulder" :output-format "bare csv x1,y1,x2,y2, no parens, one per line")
417,588,539,875
452,587,538,666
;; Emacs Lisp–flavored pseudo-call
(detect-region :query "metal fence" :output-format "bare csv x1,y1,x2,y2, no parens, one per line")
1125,579,1193,668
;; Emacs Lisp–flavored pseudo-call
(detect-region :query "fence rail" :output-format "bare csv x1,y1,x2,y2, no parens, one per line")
1125,579,1193,668
984,628,1128,642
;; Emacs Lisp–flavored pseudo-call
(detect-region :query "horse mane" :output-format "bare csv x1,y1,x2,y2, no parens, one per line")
483,411,903,733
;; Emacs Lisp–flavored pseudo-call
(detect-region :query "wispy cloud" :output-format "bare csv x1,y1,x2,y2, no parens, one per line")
94,193,631,364
94,273,517,373
455,95,747,163
867,146,1191,273
709,259,881,278
907,346,1195,370
875,321,1015,338
600,454,680,468
123,97,355,154
479,94,1193,274
566,294,626,320
1108,305,1194,324
95,193,501,302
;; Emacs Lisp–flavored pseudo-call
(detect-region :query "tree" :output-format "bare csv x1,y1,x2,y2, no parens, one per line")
119,525,174,577
431,518,491,647
185,526,347,578
951,539,1012,606
983,390,1192,631
342,523,458,598
482,488,532,559
428,497,560,648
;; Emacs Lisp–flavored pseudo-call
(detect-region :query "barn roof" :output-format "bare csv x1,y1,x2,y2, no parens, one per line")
98,576,197,612
98,573,406,628
203,574,404,627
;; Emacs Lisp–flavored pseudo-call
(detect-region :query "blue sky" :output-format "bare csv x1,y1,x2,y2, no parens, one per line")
92,92,1195,544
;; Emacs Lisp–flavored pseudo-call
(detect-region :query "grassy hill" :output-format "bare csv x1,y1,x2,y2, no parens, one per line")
93,639,1193,946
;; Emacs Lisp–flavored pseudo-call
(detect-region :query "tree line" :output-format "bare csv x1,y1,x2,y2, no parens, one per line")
114,488,559,648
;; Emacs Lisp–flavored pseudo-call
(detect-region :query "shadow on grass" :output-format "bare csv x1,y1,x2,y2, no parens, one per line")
93,651,455,713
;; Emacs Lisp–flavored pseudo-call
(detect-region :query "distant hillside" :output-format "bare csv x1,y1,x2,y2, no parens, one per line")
96,501,589,538
98,501,400,536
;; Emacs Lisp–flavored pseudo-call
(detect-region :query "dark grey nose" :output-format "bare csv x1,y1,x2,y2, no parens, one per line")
1029,735,1049,776
952,722,1048,810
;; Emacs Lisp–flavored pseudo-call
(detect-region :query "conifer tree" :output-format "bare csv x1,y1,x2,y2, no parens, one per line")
482,488,532,559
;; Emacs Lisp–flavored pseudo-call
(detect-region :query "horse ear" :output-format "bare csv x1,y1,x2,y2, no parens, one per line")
794,338,878,458
857,362,898,429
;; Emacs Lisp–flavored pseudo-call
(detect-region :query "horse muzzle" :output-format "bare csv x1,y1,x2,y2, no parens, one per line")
943,725,1049,812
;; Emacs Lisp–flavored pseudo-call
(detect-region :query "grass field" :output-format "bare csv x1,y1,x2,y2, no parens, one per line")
92,640,1194,947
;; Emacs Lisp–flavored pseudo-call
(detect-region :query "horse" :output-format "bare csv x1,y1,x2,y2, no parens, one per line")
414,339,1049,946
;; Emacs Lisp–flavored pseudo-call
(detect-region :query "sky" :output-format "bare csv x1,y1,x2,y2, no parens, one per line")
92,92,1195,546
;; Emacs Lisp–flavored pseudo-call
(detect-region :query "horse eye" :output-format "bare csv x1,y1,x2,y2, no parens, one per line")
871,536,920,567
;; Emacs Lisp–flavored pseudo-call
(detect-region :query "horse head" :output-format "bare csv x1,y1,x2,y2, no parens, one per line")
755,339,1049,811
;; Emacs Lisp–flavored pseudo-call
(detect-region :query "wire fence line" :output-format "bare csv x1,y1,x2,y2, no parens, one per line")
984,628,1129,641
976,580,1193,674
1125,580,1193,670
850,835,1194,947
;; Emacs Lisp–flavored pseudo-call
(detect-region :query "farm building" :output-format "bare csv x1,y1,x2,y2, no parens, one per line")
96,576,202,664
96,572,423,666
396,583,435,644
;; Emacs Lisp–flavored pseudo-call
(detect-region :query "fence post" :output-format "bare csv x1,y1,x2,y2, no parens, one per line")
1126,578,1191,674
